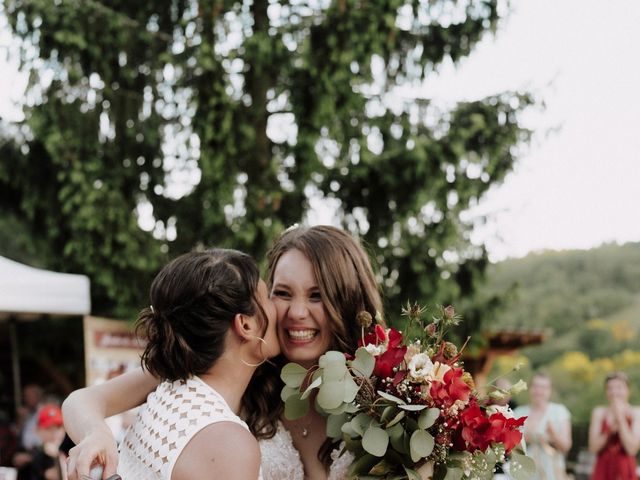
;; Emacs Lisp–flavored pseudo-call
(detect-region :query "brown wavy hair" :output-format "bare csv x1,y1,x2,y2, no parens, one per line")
243,226,383,466
136,248,268,382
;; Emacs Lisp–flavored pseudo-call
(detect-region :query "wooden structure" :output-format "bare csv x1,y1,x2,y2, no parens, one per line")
464,330,545,388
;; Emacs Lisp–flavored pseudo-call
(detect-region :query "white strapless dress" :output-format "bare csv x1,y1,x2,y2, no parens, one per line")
258,421,354,480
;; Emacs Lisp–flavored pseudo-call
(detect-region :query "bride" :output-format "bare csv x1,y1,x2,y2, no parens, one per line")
63,226,383,479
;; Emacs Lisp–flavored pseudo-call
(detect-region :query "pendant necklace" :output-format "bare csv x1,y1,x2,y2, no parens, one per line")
300,415,313,438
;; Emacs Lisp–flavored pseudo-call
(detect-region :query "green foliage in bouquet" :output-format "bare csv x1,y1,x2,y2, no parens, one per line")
281,305,536,479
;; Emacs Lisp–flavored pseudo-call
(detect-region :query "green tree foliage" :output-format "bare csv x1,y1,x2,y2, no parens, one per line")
1,0,533,320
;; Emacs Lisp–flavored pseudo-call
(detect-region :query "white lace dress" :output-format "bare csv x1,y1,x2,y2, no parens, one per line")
118,376,261,479
259,421,354,480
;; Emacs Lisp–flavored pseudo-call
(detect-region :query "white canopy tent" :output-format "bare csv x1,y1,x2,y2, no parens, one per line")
0,256,90,407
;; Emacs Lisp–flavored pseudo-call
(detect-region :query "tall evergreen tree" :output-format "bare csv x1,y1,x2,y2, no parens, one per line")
1,0,532,329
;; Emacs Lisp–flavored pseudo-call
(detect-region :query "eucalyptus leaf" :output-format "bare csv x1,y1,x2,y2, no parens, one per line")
418,407,440,429
347,453,379,477
351,347,375,377
341,421,359,438
283,392,309,420
471,450,495,479
322,403,348,415
317,380,346,410
377,390,405,404
389,427,407,454
380,405,397,424
281,363,308,388
403,466,422,480
326,413,348,439
386,410,406,428
351,412,373,436
409,429,434,462
323,361,349,381
484,447,497,466
443,467,463,480
344,403,360,413
386,422,404,441
343,376,360,403
399,404,427,411
319,350,347,369
362,426,389,457
300,375,322,400
509,452,537,480
280,384,299,402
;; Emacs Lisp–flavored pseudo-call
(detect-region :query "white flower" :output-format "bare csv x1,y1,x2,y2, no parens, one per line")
364,343,385,356
408,353,434,379
429,362,451,383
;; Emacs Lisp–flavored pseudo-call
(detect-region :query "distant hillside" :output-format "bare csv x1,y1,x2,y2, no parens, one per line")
482,242,640,337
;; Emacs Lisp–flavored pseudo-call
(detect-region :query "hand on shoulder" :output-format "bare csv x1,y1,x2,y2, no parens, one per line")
173,421,261,480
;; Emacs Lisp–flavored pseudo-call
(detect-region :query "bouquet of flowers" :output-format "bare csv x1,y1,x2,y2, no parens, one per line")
281,304,534,479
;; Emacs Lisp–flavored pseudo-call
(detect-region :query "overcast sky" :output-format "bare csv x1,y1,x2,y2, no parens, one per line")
2,0,639,262
424,0,640,260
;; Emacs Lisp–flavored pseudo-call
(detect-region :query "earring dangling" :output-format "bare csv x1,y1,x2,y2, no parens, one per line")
240,335,269,368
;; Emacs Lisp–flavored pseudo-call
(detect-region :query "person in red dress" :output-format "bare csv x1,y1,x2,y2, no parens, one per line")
589,371,640,480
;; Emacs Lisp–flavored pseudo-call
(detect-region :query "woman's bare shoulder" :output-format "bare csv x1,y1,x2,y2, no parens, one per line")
173,422,260,480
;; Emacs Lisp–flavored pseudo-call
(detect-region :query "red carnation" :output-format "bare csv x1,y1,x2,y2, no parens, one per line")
429,367,472,410
455,400,526,454
373,343,407,378
491,412,526,453
358,327,407,379
359,324,388,348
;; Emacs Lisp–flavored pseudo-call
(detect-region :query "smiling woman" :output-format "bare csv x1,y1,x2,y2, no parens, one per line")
267,225,382,357
270,248,332,369
248,225,385,479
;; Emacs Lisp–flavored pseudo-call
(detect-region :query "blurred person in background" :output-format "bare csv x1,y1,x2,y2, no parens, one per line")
589,371,640,480
16,385,44,453
514,372,572,480
21,404,66,480
12,385,44,480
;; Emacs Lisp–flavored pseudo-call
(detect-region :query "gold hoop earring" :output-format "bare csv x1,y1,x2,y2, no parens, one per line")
241,335,269,368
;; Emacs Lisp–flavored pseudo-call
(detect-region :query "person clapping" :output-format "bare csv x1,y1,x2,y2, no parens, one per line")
589,371,640,480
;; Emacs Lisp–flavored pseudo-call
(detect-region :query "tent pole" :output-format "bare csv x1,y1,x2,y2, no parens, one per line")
9,317,22,410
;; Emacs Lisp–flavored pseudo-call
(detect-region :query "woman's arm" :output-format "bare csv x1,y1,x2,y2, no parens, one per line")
62,368,160,480
615,405,640,456
547,415,572,454
588,406,608,454
172,422,261,480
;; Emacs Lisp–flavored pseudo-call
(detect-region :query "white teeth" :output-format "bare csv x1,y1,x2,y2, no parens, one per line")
288,329,317,341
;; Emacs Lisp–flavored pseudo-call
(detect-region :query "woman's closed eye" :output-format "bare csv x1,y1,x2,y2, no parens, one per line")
272,289,291,299
309,291,322,302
